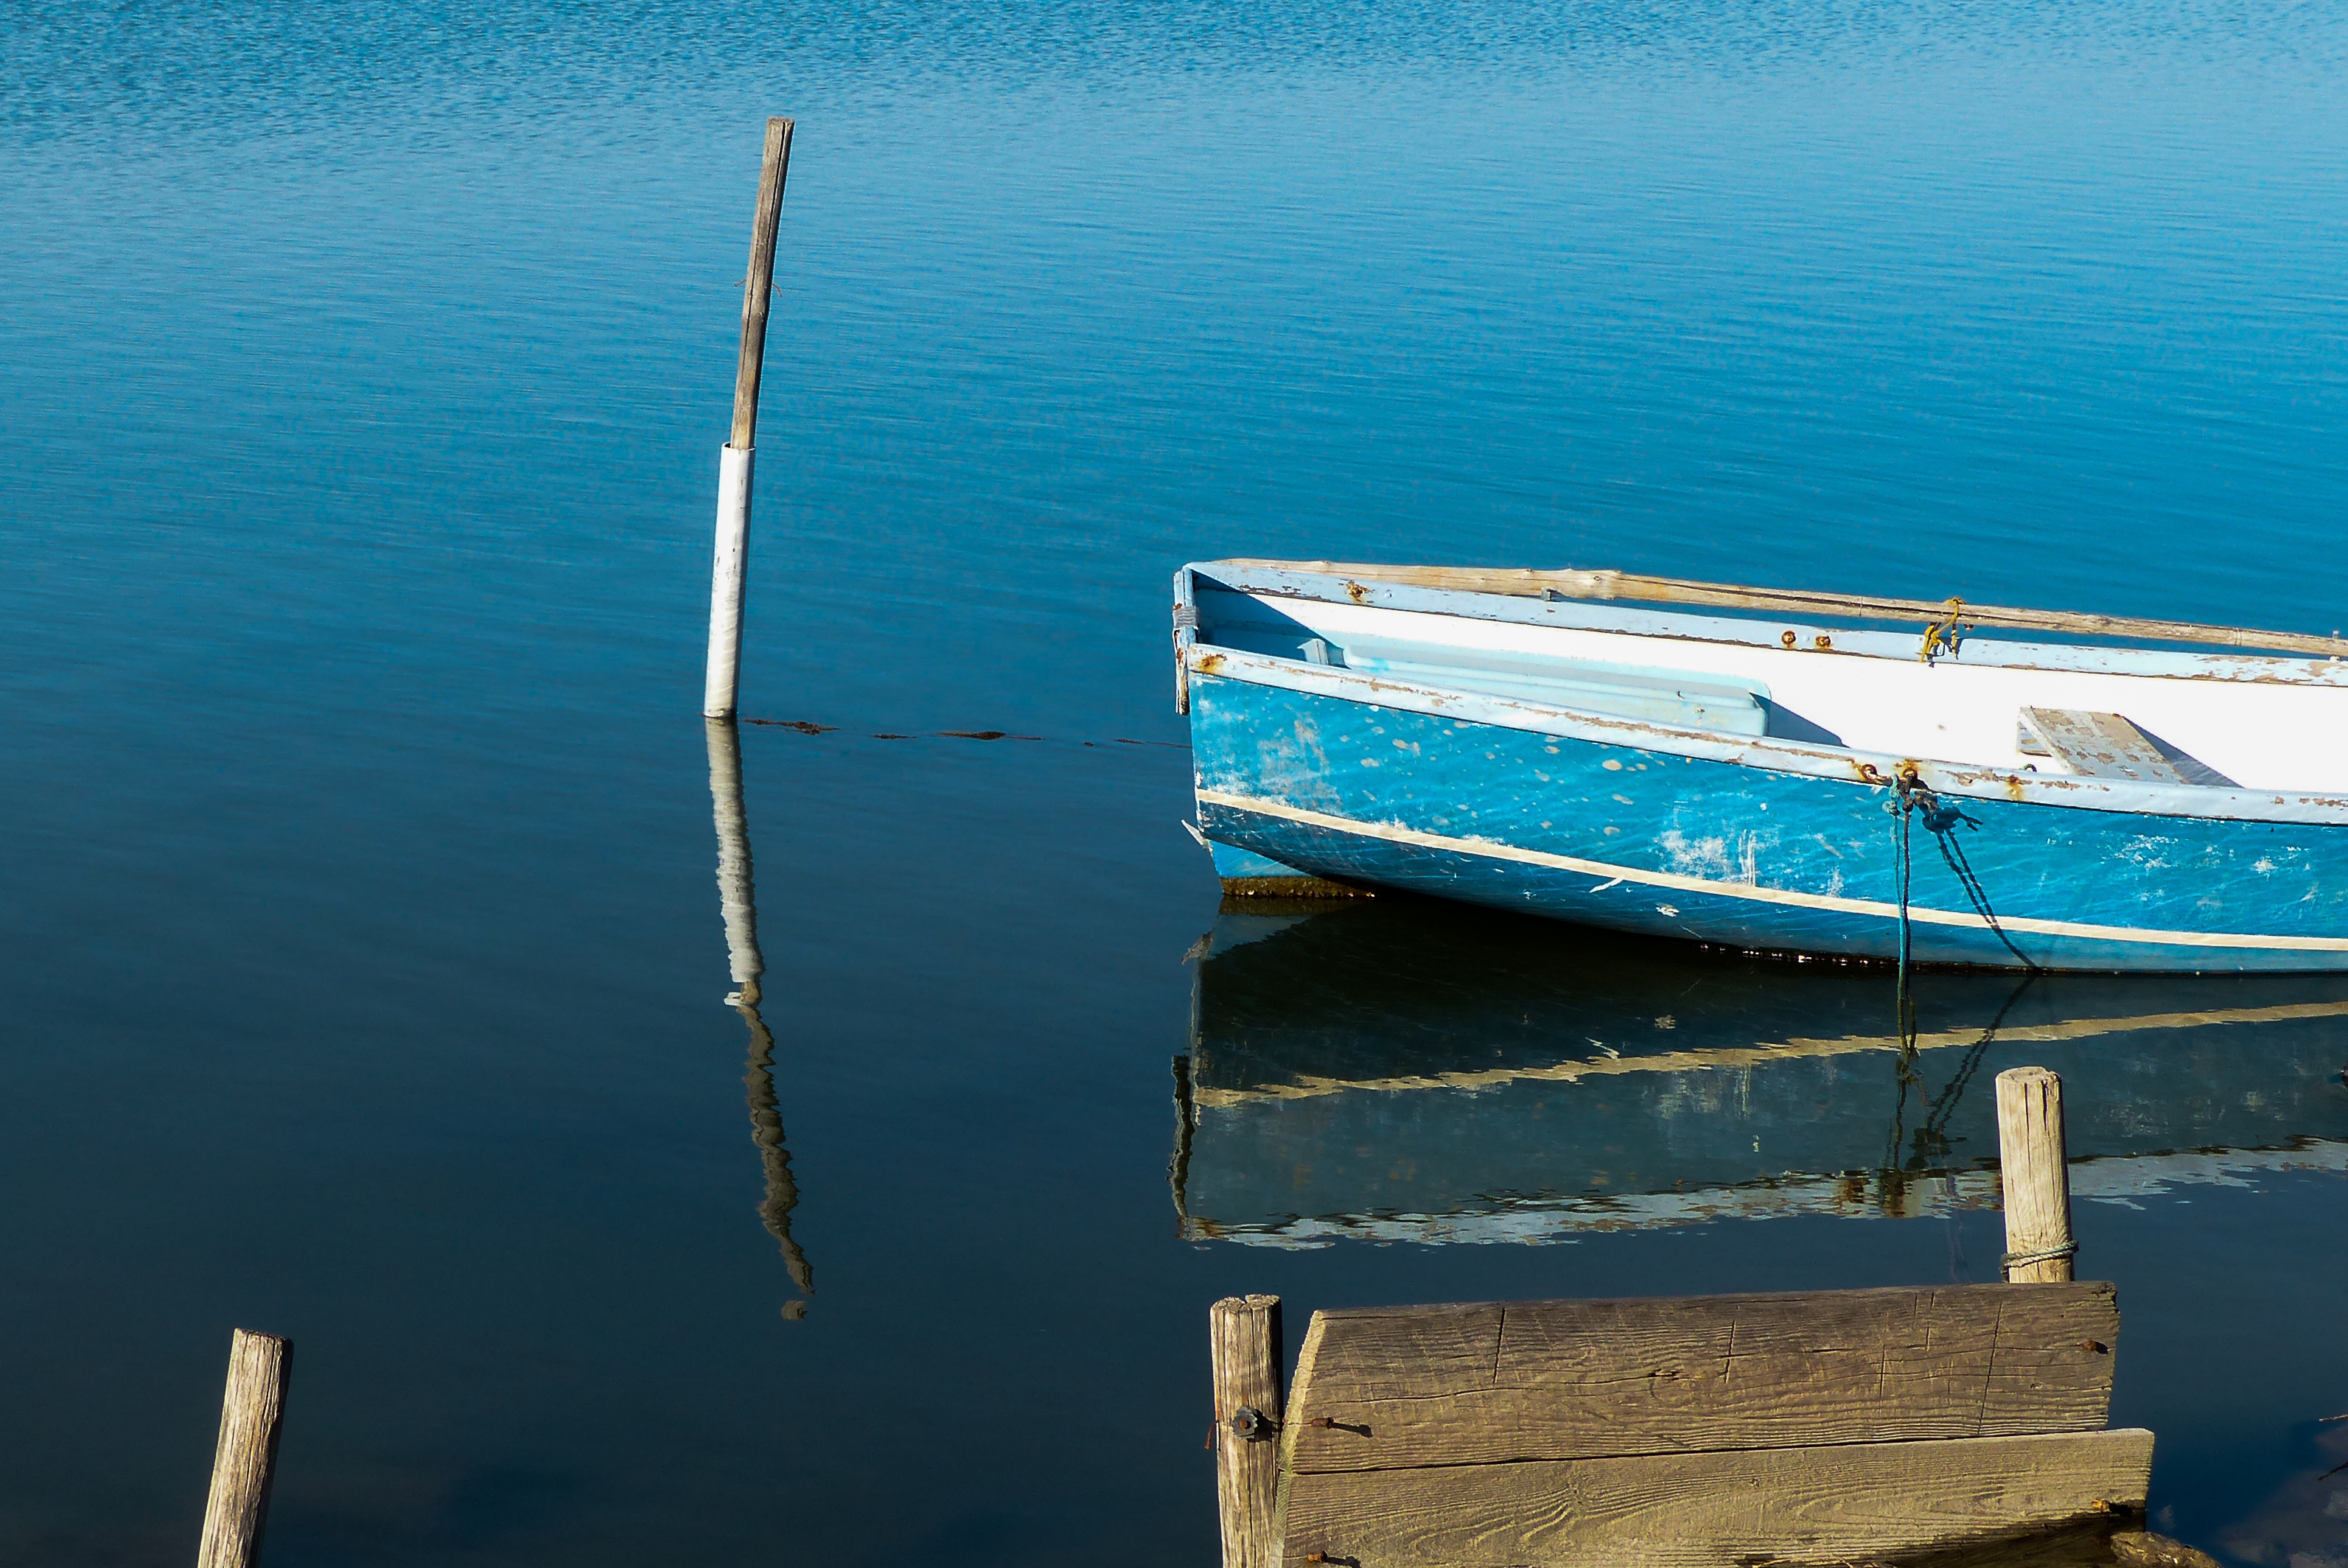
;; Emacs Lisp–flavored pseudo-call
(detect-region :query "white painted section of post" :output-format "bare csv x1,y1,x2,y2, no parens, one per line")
702,443,755,718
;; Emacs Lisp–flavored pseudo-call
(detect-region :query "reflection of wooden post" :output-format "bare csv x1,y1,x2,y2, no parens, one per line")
197,1329,292,1568
1997,1067,2075,1283
706,718,811,1317
706,717,764,996
1211,1295,1283,1568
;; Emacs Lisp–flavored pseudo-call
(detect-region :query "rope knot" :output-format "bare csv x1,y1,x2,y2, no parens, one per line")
2002,1241,2079,1278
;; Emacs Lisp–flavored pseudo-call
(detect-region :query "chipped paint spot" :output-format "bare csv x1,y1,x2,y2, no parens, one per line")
1612,793,1634,805
1736,831,1764,885
1603,759,1624,771
2254,857,2277,874
1655,907,1680,919
1660,830,1732,878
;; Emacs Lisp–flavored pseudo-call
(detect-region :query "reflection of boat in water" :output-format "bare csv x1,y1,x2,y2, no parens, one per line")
1173,898,2348,1246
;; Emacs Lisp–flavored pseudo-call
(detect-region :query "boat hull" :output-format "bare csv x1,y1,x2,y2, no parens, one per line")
1189,672,2348,973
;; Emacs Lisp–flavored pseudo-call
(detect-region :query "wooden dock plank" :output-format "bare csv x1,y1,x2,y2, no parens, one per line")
1279,1428,2155,1568
1287,1284,2117,1472
1290,1303,1504,1404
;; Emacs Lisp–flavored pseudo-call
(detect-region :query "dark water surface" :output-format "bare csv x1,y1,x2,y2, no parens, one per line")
7,2,2348,1563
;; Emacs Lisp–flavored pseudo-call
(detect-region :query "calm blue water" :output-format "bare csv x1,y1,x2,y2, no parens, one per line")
6,2,2348,1562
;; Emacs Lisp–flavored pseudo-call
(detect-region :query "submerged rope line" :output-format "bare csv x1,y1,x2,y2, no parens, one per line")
743,718,1189,749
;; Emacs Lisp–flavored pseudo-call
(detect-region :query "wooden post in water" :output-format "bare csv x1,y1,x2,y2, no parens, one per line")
1210,1295,1284,1568
1996,1066,2075,1283
196,1329,293,1568
702,114,795,720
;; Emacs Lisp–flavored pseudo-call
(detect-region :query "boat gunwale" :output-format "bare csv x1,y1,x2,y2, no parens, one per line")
1201,558,2348,666
1184,642,2348,827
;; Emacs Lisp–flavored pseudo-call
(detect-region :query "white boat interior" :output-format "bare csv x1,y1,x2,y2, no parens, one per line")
1187,563,2348,796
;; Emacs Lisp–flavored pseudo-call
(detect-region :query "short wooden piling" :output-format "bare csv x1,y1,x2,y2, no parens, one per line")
1210,1295,1283,1568
1996,1066,2075,1282
702,114,795,721
196,1328,293,1568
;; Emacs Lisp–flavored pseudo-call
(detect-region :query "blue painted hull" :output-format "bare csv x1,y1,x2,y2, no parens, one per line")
1189,674,2348,973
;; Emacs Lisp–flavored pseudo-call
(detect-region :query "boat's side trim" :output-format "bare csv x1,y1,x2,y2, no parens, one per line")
1186,645,2348,826
1202,559,2348,664
1196,788,2348,954
1195,561,2348,686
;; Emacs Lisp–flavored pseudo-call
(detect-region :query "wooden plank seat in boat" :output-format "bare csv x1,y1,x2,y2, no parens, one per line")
1231,1283,2153,1567
2017,707,2191,784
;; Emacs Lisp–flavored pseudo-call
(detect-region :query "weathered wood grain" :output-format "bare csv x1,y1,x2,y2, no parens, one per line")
2019,709,2188,785
1215,559,2348,659
1279,1428,2154,1568
1292,1302,1503,1406
729,116,794,452
1213,1295,1285,1568
197,1328,293,1568
1284,1284,2117,1471
1999,1068,2076,1283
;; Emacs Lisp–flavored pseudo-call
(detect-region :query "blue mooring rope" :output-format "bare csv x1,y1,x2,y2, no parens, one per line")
1890,769,2041,992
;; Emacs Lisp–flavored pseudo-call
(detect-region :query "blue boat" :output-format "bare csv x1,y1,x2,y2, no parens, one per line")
1174,561,2348,972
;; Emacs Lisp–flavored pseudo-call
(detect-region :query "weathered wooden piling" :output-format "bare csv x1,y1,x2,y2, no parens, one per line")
196,1328,292,1568
1209,1294,1283,1568
702,114,794,720
1997,1065,2076,1282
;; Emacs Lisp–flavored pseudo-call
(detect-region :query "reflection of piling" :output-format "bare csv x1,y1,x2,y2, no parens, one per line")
707,717,812,1317
1210,1295,1284,1568
197,1329,292,1568
1169,1056,1196,1233
709,717,764,994
1996,1066,2075,1283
